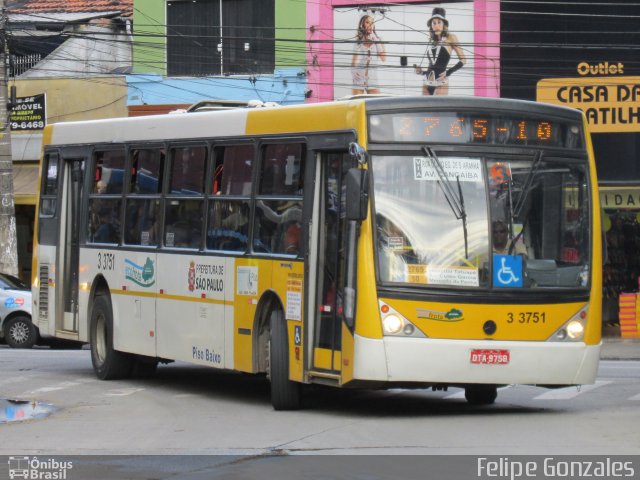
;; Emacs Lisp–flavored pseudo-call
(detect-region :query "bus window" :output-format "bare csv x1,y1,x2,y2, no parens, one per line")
87,150,124,244
208,145,253,252
165,199,202,249
487,159,590,288
254,199,303,254
124,199,160,247
169,146,207,195
40,153,59,217
130,148,165,194
162,146,207,249
93,150,125,194
212,144,253,195
254,143,305,255
207,201,251,251
259,144,304,196
88,199,121,244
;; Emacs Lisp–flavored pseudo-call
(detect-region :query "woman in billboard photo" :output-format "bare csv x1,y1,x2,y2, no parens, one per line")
351,14,386,95
415,7,466,95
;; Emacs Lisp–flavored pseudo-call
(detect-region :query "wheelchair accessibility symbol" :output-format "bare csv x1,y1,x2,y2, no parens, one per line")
493,255,523,288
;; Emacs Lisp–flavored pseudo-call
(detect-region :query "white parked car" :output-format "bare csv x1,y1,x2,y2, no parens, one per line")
0,273,37,348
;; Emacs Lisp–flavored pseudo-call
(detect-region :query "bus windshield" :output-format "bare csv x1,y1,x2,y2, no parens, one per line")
372,152,590,290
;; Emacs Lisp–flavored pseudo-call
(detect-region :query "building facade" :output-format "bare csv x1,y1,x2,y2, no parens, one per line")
6,1,639,333
501,1,640,325
7,0,133,280
129,0,308,113
306,0,499,102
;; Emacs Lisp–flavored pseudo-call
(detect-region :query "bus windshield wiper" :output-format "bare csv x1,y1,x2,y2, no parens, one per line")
513,151,543,219
422,146,469,259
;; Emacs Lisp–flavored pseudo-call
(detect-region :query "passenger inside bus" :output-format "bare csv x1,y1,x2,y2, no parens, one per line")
125,201,159,246
96,180,107,194
94,208,118,243
166,221,194,248
256,200,302,255
492,220,527,257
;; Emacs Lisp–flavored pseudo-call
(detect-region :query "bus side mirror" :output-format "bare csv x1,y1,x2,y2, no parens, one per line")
346,168,369,221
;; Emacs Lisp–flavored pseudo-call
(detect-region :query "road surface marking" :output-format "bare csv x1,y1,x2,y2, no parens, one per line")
105,388,145,397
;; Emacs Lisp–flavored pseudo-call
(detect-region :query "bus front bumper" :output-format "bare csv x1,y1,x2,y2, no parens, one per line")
353,334,601,386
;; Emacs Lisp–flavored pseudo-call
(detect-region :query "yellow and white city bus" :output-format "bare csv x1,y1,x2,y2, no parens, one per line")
32,96,601,409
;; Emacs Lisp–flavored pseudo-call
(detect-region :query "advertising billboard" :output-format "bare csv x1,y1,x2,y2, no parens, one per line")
332,2,475,98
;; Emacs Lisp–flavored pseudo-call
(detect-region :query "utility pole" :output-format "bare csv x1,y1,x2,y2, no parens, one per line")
0,0,18,276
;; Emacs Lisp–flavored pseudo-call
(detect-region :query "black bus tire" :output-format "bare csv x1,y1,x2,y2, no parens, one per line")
268,310,301,410
4,315,38,349
465,384,498,405
90,294,133,380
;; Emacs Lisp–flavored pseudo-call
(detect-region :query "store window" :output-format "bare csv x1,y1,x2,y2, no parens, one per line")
603,208,640,322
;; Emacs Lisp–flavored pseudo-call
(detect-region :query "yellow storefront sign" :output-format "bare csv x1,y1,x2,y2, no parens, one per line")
537,76,640,133
600,186,640,210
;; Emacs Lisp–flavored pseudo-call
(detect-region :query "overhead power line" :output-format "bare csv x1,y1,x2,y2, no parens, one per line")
6,3,640,107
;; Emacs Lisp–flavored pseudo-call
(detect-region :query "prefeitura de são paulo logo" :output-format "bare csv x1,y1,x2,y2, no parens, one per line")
7,456,73,479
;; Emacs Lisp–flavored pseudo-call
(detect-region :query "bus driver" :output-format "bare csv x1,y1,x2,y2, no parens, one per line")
492,220,527,257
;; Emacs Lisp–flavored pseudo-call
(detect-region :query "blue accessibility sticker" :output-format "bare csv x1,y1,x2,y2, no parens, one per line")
493,255,523,288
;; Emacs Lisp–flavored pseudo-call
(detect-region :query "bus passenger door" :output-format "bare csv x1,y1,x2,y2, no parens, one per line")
56,158,85,335
311,152,351,376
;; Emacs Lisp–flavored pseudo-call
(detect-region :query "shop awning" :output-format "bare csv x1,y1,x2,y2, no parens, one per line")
12,162,39,205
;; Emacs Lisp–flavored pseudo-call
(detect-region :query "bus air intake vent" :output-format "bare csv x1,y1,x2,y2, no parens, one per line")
38,265,49,319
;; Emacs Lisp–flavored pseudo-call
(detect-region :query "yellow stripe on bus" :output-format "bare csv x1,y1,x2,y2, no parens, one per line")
245,101,364,135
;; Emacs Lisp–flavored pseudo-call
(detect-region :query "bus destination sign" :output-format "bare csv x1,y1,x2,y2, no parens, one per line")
369,112,583,148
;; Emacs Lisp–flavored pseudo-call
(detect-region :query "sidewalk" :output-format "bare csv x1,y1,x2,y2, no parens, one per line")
600,322,640,360
600,337,640,360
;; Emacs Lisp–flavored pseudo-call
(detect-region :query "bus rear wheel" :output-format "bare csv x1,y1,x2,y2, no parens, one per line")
268,310,301,410
465,385,498,405
90,295,133,380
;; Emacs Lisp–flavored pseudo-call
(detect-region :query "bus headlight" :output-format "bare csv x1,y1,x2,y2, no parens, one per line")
566,320,584,339
382,314,403,335
547,305,587,342
379,301,426,338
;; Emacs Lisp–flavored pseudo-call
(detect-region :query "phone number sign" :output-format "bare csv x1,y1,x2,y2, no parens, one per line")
10,93,46,131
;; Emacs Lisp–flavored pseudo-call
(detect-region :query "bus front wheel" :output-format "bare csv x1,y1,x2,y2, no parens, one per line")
268,310,301,410
465,384,498,405
90,294,133,380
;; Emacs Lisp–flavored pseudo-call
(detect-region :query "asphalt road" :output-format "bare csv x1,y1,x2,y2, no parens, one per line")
1,347,639,457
